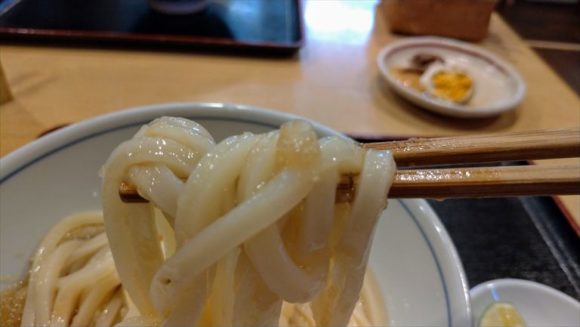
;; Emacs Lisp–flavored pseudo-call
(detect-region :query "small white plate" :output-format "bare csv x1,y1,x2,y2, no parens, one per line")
470,278,580,327
377,37,527,118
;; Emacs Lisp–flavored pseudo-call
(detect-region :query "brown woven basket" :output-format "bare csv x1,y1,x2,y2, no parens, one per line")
383,0,498,41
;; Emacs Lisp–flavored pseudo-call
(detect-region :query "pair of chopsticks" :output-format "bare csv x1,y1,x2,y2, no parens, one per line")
119,128,580,202
368,128,580,199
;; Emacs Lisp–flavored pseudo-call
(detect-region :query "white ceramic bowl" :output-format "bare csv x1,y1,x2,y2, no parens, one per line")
0,103,471,326
377,37,526,118
471,279,580,327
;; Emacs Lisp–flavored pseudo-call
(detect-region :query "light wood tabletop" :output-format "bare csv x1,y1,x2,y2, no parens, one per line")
1,1,578,225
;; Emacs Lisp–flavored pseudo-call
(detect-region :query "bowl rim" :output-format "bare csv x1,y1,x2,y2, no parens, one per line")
1,102,340,182
470,278,580,308
377,36,527,118
470,278,580,325
0,102,472,325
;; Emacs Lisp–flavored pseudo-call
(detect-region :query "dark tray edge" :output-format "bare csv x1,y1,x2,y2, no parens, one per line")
0,0,305,55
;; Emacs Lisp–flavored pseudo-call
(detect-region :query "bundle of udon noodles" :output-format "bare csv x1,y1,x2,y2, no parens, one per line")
11,117,396,327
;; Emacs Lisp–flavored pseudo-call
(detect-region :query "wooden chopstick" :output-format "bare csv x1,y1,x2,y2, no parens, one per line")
388,164,580,198
121,164,580,202
366,128,580,166
118,128,580,201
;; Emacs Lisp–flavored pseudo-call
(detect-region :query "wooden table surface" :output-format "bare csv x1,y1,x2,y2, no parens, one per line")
1,1,578,226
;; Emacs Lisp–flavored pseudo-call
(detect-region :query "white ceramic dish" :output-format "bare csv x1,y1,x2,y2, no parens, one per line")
0,102,471,326
471,278,580,327
377,37,526,118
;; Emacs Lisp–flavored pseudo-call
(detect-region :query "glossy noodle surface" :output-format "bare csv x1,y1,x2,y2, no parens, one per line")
1,118,395,327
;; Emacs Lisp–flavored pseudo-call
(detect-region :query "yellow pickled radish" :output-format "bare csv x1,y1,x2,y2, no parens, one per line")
479,302,526,327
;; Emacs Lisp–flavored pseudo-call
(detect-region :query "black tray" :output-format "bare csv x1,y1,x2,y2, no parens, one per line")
0,0,304,55
431,195,580,300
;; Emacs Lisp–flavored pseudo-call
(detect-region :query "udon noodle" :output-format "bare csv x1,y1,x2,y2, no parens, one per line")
1,117,396,327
